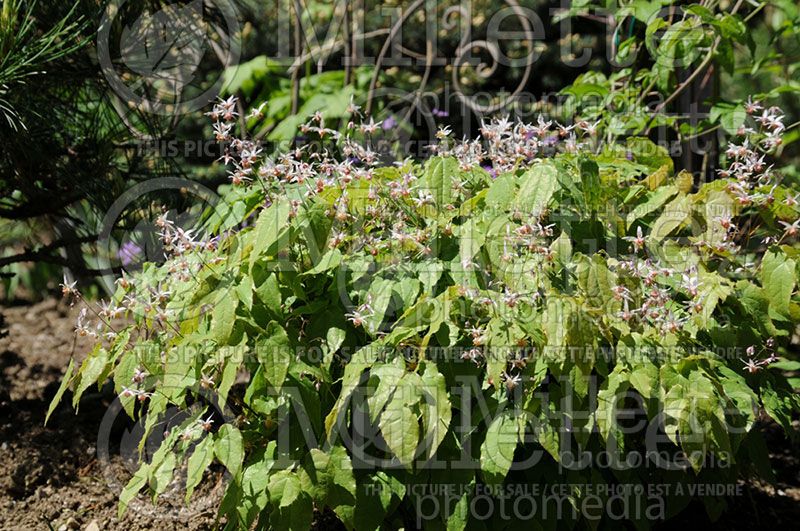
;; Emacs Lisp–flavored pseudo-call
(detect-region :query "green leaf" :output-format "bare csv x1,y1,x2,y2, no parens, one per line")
73,344,110,407
152,452,177,496
328,445,357,495
118,464,149,518
459,218,485,266
650,194,690,242
215,424,244,477
423,156,459,208
446,484,472,531
45,358,74,425
417,261,444,294
354,472,404,531
480,410,519,484
575,253,615,308
256,273,283,315
626,185,678,226
550,230,572,266
303,248,342,275
298,445,356,526
212,294,238,345
696,270,732,326
114,349,139,418
379,400,419,469
235,276,255,311
710,102,747,134
325,349,376,439
367,360,405,424
629,360,659,400
218,345,241,406
269,469,302,508
186,436,215,502
255,321,293,392
365,278,395,333
249,199,292,268
761,248,796,319
761,375,800,436
269,490,313,531
485,317,514,389
662,369,729,471
579,156,601,210
627,137,674,173
485,172,515,209
514,161,560,216
325,326,346,368
419,362,452,459
596,366,630,449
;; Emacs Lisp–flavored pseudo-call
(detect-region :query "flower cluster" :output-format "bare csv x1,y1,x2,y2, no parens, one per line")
721,100,794,238
433,115,600,174
63,96,798,404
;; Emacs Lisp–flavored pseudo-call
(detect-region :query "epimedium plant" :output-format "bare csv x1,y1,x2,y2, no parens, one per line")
50,96,799,530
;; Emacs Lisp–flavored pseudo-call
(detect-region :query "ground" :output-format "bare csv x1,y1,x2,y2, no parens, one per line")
0,300,797,530
0,300,223,531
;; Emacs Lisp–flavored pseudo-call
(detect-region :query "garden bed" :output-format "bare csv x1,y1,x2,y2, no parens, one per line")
0,300,797,530
0,300,223,531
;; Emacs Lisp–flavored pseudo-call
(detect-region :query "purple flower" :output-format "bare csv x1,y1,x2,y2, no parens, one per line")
482,164,498,179
382,115,397,130
119,241,142,266
432,108,449,118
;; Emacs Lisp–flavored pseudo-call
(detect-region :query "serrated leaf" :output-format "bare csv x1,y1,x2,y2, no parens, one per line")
575,253,615,308
579,157,601,209
419,362,452,459
417,261,444,294
73,344,109,408
367,360,405,424
256,273,283,315
761,375,800,436
118,464,149,519
629,360,659,399
626,185,678,226
45,358,74,425
485,173,515,209
596,366,630,449
650,194,690,242
550,230,572,266
249,199,292,268
269,469,302,508
186,436,214,502
212,294,238,345
235,276,254,311
379,401,419,469
215,424,243,477
514,161,560,216
303,248,342,275
761,248,796,319
152,452,177,496
480,410,519,484
217,345,240,406
255,321,292,392
364,278,395,333
423,156,459,209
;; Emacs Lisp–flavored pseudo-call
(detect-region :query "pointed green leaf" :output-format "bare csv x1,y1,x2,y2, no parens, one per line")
480,410,519,484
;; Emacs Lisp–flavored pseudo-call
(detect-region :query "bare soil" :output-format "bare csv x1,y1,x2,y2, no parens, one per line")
0,300,223,531
0,299,798,531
